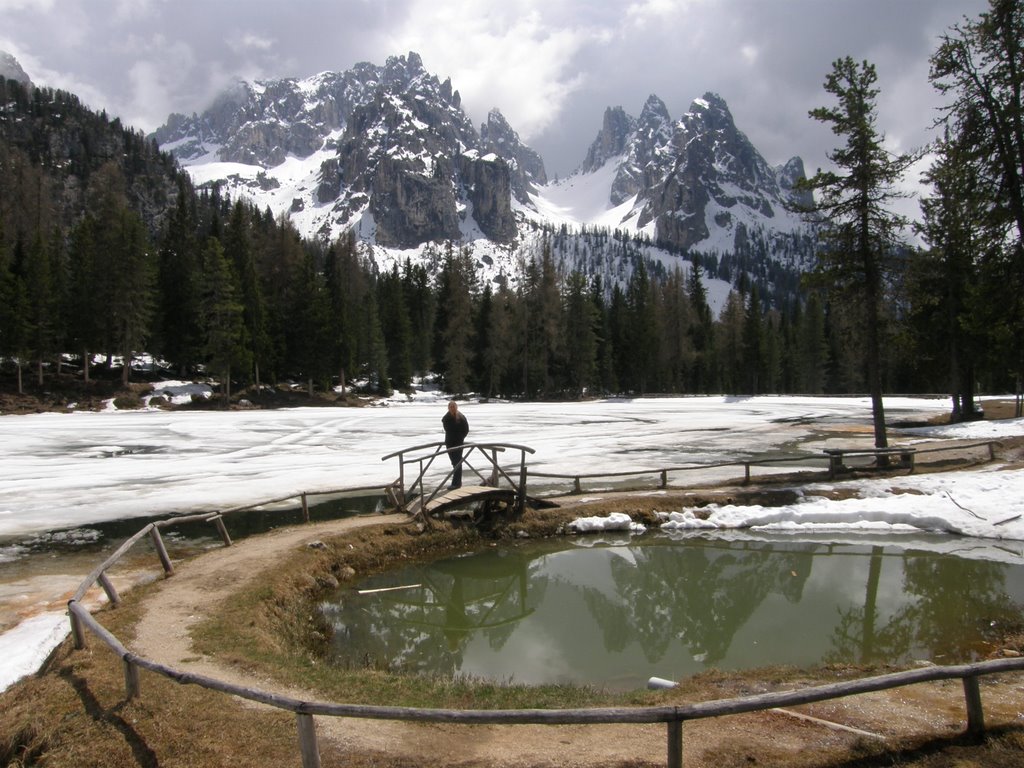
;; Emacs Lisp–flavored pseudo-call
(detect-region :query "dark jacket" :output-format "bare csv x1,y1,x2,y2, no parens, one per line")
442,412,469,447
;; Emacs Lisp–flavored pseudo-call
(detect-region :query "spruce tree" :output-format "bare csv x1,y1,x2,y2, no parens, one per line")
931,0,1024,408
797,292,829,393
199,237,249,402
324,232,362,394
657,267,696,393
716,291,746,394
742,286,766,394
437,247,475,395
563,270,598,397
481,283,516,398
154,189,202,376
401,258,435,377
24,233,56,386
378,265,413,390
590,275,616,395
224,201,270,388
800,57,922,448
913,130,986,418
110,208,155,386
626,259,658,394
686,258,714,393
289,249,333,396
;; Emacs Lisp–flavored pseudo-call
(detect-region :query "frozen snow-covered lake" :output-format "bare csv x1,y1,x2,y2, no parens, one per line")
2,392,1024,692
0,392,998,537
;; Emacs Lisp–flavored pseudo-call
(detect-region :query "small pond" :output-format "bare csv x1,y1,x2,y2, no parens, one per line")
320,534,1024,691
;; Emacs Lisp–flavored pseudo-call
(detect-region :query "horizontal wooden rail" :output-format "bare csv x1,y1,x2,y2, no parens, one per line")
529,440,1001,494
382,442,535,520
67,596,1024,767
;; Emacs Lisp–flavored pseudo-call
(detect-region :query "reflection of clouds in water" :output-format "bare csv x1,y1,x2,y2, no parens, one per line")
535,548,625,602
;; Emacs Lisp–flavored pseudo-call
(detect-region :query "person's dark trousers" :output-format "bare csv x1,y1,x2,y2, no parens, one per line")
449,448,463,488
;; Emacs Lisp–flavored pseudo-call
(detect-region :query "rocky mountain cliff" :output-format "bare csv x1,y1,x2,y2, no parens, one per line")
155,52,540,248
579,92,813,255
154,52,815,296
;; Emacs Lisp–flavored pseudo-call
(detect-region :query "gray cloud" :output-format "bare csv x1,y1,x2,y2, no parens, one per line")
0,0,988,177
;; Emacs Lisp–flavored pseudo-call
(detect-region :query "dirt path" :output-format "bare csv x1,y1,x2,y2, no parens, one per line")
130,513,1024,767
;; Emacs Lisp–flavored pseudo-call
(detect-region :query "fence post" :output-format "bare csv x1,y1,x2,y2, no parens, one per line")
148,527,174,575
963,675,985,737
517,450,528,515
97,571,121,606
667,720,683,768
68,600,86,650
124,658,140,700
301,493,310,523
211,515,233,546
660,470,668,488
296,713,321,768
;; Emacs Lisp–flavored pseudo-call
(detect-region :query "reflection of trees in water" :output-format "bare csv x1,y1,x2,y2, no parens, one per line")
827,548,1015,664
323,539,1017,680
322,549,545,675
581,541,813,665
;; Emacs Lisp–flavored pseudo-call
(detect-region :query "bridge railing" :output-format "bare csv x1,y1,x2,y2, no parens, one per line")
381,441,536,517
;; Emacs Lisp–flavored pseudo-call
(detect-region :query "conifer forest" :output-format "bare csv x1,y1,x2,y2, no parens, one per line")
1,1,1023,416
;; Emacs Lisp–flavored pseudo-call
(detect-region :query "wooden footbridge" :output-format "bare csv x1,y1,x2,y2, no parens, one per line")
381,441,535,523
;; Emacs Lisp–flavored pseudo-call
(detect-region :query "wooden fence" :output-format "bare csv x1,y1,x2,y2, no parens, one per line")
528,439,999,494
65,437,1017,767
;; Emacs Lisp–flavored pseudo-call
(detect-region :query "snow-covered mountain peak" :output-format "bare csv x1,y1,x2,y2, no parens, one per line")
154,54,815,300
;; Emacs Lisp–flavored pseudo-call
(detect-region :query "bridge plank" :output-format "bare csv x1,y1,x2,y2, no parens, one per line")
406,485,516,518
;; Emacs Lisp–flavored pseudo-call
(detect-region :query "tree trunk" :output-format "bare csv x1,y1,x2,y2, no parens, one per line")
861,209,888,451
83,349,90,383
16,359,23,395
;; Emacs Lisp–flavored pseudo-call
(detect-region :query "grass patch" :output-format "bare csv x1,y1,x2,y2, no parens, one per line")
0,596,305,768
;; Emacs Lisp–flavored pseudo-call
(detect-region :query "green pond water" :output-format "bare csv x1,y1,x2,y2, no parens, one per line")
320,535,1024,691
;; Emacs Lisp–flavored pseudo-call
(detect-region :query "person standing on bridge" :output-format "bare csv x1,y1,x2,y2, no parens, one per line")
442,400,469,489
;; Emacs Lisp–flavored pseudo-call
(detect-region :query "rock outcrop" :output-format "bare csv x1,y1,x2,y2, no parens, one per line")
153,52,538,248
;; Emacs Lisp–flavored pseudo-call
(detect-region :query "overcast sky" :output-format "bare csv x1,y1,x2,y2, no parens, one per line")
0,0,990,178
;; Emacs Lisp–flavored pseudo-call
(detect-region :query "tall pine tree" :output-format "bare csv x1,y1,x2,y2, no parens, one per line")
800,57,922,448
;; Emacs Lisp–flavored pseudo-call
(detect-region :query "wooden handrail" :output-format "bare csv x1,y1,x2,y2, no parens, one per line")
67,595,1024,766
382,442,536,519
528,440,1001,493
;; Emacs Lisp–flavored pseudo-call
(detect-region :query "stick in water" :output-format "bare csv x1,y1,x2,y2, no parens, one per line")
357,584,422,595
